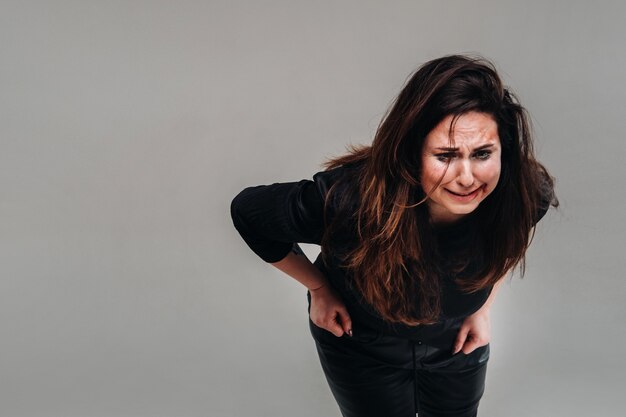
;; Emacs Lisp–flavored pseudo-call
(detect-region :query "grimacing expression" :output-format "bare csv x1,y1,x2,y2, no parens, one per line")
420,112,502,224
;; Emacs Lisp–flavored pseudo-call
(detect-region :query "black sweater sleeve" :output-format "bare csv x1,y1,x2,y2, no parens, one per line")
230,173,332,263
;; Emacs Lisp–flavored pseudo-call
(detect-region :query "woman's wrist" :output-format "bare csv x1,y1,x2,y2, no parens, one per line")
310,283,335,298
271,251,330,293
309,283,327,292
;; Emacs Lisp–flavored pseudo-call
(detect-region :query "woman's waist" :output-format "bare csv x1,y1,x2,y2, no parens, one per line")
315,257,489,319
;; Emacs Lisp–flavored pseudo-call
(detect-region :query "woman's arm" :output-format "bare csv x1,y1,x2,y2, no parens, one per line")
270,245,329,291
230,180,325,263
272,248,352,337
231,171,352,337
453,279,503,354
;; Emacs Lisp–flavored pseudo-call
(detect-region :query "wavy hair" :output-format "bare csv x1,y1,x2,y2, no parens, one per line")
320,55,558,325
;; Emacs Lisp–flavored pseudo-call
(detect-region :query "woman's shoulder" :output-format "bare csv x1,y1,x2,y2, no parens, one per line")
534,167,558,225
312,162,362,197
310,162,363,224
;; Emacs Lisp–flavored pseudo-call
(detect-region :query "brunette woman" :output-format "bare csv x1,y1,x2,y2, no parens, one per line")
231,54,558,417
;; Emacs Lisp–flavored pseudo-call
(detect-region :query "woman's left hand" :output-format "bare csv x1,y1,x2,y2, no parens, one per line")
453,307,491,355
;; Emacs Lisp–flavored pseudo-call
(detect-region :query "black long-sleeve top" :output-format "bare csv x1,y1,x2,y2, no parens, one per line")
230,164,549,348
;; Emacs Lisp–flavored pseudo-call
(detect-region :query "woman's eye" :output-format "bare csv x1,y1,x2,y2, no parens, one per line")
435,153,455,162
473,150,492,160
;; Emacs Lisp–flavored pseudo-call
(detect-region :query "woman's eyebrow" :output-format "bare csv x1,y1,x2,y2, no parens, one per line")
434,143,496,152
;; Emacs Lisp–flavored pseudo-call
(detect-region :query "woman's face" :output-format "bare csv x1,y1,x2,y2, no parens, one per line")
420,112,501,224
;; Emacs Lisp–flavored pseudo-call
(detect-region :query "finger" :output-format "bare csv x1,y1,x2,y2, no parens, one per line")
453,327,470,354
461,336,482,355
327,318,345,337
336,308,353,337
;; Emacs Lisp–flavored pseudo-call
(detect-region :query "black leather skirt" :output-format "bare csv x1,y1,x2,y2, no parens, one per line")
309,319,490,417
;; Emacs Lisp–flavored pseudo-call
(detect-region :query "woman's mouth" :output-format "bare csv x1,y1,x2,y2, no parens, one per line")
444,186,483,201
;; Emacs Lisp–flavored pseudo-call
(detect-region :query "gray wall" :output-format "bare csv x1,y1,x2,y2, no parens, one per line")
2,1,624,416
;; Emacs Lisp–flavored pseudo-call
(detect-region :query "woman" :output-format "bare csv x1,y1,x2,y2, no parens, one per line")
230,55,557,417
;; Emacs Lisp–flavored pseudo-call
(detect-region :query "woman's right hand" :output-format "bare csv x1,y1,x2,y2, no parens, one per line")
309,285,353,337
268,250,352,337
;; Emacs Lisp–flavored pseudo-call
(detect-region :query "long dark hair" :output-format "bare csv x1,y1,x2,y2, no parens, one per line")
321,55,558,325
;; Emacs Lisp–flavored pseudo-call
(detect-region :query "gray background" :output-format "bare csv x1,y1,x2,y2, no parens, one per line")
2,1,624,416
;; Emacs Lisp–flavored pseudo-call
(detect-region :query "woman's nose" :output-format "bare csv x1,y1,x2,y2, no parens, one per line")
456,160,475,188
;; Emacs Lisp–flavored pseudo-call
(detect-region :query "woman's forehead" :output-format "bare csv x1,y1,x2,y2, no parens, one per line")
424,112,500,150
